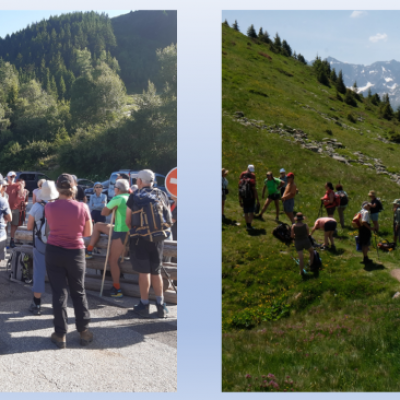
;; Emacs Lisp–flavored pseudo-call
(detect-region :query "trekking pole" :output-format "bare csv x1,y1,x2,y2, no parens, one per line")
99,209,115,297
317,200,323,219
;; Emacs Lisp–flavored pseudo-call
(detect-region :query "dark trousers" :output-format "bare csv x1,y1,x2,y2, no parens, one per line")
91,210,106,224
45,244,90,334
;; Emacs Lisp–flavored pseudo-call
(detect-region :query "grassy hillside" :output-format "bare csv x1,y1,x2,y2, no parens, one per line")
222,24,400,392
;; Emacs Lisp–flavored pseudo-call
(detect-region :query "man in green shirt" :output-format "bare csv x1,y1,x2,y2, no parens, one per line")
257,171,284,221
85,179,130,297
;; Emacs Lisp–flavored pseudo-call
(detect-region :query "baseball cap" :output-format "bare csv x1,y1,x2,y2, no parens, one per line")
56,173,75,189
247,164,255,173
287,172,295,178
115,179,129,192
279,168,286,173
1,179,8,186
94,181,103,188
7,171,16,177
138,169,155,183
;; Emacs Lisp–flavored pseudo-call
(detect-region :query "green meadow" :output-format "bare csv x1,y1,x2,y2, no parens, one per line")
222,23,400,392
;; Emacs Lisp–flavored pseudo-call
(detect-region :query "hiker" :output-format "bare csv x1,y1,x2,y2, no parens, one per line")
281,172,297,224
238,164,260,231
1,179,9,200
16,179,29,226
368,190,382,233
291,212,314,276
358,201,375,264
310,216,337,251
279,168,287,197
26,181,59,316
393,199,400,245
45,174,93,348
321,182,336,217
335,184,348,229
117,173,133,193
86,179,130,298
5,172,25,248
0,178,11,262
32,178,46,204
88,182,107,224
222,168,229,220
258,171,284,221
126,169,172,318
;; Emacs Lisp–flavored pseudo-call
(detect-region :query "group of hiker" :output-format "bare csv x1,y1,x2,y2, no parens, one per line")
222,164,396,272
1,169,175,349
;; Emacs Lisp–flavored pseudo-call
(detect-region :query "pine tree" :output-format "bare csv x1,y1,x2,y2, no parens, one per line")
330,68,337,82
336,70,346,94
273,33,282,48
58,75,66,99
367,88,372,98
223,19,229,27
7,84,18,110
344,90,357,107
352,81,358,92
258,27,264,38
281,40,292,57
293,51,297,59
247,24,257,39
297,53,307,64
233,20,239,31
261,30,270,44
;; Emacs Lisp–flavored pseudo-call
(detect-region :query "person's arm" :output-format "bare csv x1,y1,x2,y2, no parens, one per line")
306,224,310,236
102,194,108,207
278,179,284,188
126,207,132,229
27,214,35,231
4,211,11,223
370,202,376,209
261,185,266,199
101,198,116,216
310,220,318,235
83,218,93,237
32,192,36,204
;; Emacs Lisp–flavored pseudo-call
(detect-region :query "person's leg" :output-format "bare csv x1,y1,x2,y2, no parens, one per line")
248,212,254,224
338,207,345,228
31,245,46,311
87,223,111,248
297,250,304,274
151,274,163,297
329,232,335,247
274,199,280,219
324,231,329,246
259,198,272,216
139,273,151,300
373,219,379,232
222,199,225,217
10,224,18,240
108,238,125,286
285,212,294,224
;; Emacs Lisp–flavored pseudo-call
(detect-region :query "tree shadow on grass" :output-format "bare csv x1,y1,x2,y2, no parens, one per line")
363,262,386,272
247,228,267,237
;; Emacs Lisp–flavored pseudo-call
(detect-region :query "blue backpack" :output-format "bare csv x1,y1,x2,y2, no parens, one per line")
129,188,173,242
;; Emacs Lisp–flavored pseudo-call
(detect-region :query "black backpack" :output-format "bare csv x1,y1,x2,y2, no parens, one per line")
272,223,292,244
310,250,322,271
338,192,348,207
375,199,383,212
238,174,254,200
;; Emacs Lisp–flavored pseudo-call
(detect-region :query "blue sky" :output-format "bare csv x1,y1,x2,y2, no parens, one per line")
222,11,400,66
0,10,130,39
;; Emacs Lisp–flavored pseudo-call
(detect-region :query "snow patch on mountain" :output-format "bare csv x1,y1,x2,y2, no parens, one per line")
358,82,374,91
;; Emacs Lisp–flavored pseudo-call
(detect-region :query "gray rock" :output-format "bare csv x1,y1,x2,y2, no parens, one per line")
332,155,348,163
235,111,244,118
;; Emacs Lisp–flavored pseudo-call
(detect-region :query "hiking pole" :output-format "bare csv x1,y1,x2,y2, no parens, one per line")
99,209,116,297
317,200,323,219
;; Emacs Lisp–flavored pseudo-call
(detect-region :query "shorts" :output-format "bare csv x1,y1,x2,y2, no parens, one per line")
326,206,336,216
129,236,164,275
359,225,371,247
283,198,294,213
242,201,255,214
324,220,337,232
295,237,312,252
91,210,106,224
370,213,379,222
11,209,22,226
268,193,280,201
111,231,129,243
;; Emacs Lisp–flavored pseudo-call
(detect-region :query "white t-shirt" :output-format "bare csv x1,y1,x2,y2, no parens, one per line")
361,209,371,224
33,188,42,202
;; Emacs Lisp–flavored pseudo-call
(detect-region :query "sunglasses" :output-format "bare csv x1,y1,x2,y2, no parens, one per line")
95,186,103,189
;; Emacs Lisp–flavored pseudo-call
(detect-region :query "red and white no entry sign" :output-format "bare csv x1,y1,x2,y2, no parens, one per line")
165,167,177,198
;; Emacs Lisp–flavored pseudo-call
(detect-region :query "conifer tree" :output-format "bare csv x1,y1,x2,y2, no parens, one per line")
223,19,229,27
293,51,297,59
367,88,372,98
330,68,337,82
258,27,264,37
261,30,270,44
233,20,239,31
297,53,307,64
247,24,257,39
344,90,357,107
58,75,66,99
281,40,292,57
352,81,358,92
336,70,346,94
273,33,282,48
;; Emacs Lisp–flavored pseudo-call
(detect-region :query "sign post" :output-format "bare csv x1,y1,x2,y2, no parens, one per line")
165,167,177,198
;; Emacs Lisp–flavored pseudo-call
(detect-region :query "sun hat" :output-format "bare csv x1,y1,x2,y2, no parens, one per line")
115,179,130,192
138,169,155,183
56,173,75,189
7,171,16,177
1,179,8,186
279,168,286,173
287,172,295,178
247,164,255,173
39,181,59,201
94,181,103,188
294,212,305,221
222,168,229,175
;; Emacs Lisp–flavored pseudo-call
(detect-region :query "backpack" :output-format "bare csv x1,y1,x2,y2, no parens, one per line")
351,212,362,229
338,192,348,207
310,250,322,271
272,223,293,244
33,201,49,245
8,250,33,284
333,193,341,207
130,187,173,242
375,199,383,212
238,173,254,201
378,241,396,251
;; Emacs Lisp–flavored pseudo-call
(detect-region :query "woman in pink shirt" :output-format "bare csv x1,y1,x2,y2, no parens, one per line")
310,217,337,251
45,173,93,349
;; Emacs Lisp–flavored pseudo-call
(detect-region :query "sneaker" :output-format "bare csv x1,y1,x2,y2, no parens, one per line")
85,249,93,260
29,302,41,316
255,214,264,221
10,239,16,249
133,301,150,318
51,332,66,349
246,225,255,231
80,329,93,346
107,286,123,298
156,302,169,318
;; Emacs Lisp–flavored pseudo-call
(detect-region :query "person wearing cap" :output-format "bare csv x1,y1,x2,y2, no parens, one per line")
0,175,12,262
85,179,130,298
257,171,284,221
125,169,171,318
279,168,287,197
281,172,297,224
44,173,93,348
26,181,59,316
222,168,229,220
393,199,400,245
368,190,382,233
239,164,259,230
291,213,314,275
358,201,374,264
310,216,337,251
0,179,9,200
5,171,25,248
88,182,108,224
32,178,46,204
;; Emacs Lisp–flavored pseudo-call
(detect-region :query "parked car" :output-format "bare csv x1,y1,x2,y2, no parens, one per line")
84,180,109,204
108,170,168,199
77,179,94,191
15,171,49,196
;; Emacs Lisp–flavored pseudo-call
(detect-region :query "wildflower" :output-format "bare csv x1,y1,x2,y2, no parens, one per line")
245,374,252,379
267,373,275,379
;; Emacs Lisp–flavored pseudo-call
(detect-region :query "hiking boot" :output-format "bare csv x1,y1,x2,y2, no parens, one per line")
246,225,255,231
133,301,150,318
107,286,123,298
51,332,66,349
362,257,372,264
10,239,16,249
85,249,93,260
28,302,41,316
255,214,264,221
156,302,169,318
80,329,93,346
330,245,336,252
320,245,329,250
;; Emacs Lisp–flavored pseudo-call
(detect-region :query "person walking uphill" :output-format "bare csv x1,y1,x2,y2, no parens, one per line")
335,184,349,229
257,171,284,221
291,213,314,276
45,174,93,348
281,172,297,224
126,169,172,318
238,165,260,231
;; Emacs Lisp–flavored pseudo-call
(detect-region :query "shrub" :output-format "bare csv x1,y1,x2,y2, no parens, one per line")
325,129,333,135
347,113,356,123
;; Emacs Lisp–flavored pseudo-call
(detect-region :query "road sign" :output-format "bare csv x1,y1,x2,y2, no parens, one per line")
165,167,177,198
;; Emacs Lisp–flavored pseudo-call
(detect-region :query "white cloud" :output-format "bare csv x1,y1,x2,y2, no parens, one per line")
350,11,367,18
369,33,388,43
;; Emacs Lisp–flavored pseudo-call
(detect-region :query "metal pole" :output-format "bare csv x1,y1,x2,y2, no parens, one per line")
99,209,115,297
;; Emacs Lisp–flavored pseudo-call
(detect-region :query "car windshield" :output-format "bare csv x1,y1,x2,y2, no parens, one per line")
110,174,118,185
155,175,165,187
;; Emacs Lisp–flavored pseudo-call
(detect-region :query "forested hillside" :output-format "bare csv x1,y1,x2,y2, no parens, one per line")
0,11,177,177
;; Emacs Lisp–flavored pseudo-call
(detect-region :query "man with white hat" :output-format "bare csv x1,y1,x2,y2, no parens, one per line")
0,175,11,261
238,164,259,231
5,171,24,248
